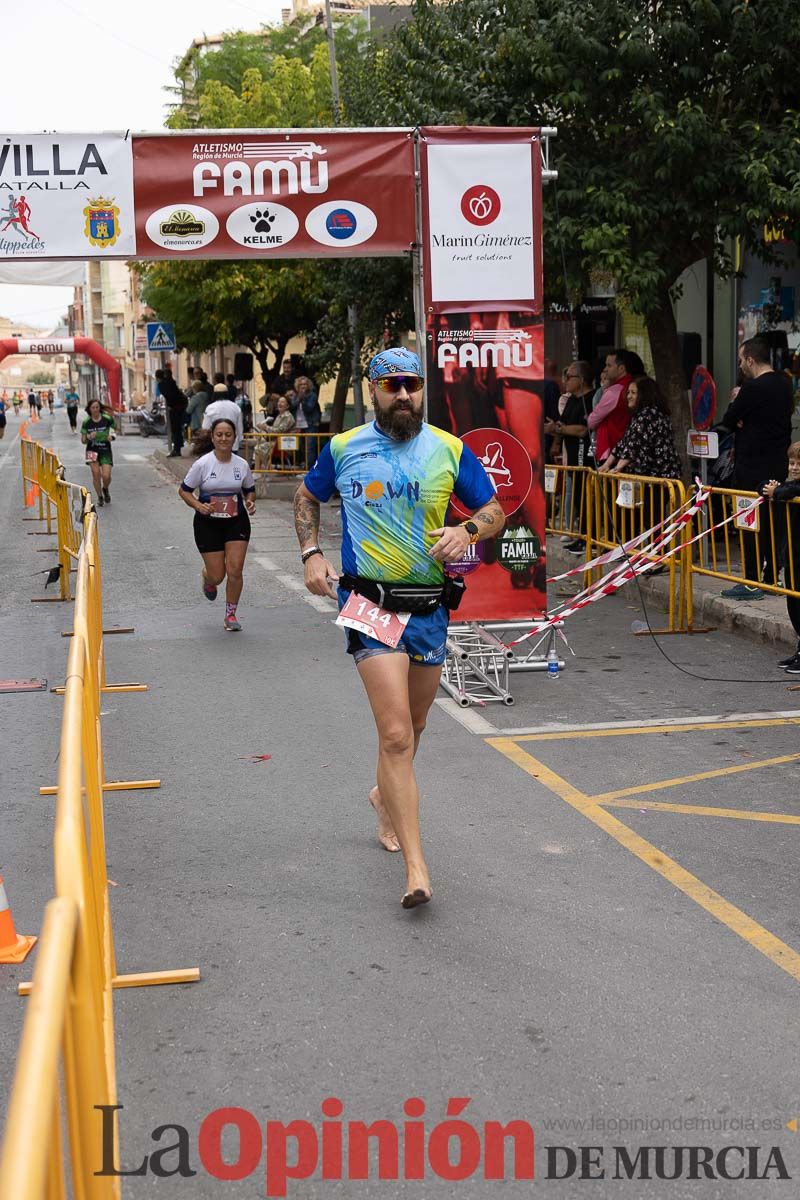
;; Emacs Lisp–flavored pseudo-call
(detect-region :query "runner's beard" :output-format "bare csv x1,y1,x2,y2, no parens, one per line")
373,399,423,441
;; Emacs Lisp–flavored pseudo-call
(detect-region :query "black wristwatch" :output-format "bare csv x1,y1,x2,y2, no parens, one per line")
460,520,480,545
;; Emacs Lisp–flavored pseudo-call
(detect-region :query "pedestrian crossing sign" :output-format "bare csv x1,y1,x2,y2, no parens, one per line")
146,322,176,351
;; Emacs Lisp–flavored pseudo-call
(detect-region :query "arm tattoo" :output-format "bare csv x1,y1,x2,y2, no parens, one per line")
472,498,505,533
294,490,320,548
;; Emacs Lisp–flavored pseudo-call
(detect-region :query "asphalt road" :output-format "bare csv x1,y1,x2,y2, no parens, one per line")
1,410,799,1198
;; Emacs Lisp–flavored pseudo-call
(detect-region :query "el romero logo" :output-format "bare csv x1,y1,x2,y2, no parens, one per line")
460,184,501,226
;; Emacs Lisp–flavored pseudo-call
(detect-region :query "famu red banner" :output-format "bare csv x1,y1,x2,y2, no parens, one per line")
426,312,546,621
132,131,416,259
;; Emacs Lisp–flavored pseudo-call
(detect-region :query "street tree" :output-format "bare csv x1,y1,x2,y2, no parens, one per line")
345,0,800,443
138,258,327,389
156,20,412,426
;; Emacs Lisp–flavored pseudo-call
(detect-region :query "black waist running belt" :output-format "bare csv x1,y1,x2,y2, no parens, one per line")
338,574,465,614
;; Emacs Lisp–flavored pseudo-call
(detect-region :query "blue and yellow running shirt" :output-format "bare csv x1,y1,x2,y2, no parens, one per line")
303,421,495,584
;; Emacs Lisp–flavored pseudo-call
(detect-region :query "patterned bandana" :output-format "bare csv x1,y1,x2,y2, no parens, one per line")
367,347,423,381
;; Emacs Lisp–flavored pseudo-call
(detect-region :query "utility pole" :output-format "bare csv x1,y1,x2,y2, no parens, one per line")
323,0,341,124
324,0,364,424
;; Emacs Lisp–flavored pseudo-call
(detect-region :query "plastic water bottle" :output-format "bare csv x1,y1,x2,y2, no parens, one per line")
546,646,560,680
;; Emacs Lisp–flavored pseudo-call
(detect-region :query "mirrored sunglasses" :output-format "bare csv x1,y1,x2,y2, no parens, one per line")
374,375,424,394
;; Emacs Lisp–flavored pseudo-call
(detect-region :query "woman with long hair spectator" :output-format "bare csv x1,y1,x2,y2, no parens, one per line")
599,376,682,479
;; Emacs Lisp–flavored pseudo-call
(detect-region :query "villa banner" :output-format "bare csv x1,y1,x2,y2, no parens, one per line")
0,133,135,260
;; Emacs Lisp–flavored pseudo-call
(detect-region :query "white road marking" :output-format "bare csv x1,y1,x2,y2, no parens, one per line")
275,573,306,592
305,595,337,613
254,557,335,611
122,453,146,462
498,709,800,737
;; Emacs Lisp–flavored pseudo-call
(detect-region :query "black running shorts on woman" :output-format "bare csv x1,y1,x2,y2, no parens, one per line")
193,511,251,554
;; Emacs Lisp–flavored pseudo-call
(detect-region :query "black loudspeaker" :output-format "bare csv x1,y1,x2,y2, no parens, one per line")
678,332,702,388
233,352,254,381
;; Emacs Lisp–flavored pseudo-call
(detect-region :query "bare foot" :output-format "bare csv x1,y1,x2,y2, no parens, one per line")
402,865,432,909
368,786,400,852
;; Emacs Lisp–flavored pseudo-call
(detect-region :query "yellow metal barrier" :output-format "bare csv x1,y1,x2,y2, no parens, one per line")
688,484,800,597
590,471,689,632
244,429,332,474
0,508,199,1199
544,463,594,540
546,465,691,632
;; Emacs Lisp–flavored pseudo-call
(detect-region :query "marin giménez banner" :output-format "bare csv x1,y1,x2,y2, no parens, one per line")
0,133,136,259
426,311,546,622
419,125,543,315
132,131,416,259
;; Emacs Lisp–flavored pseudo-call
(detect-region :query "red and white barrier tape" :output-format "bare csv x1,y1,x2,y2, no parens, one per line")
511,484,761,649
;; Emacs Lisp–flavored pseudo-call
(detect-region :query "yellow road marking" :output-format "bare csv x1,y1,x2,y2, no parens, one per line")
514,717,800,742
487,737,800,984
601,798,800,825
591,753,800,804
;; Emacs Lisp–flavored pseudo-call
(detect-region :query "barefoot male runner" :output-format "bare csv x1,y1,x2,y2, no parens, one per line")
294,348,504,909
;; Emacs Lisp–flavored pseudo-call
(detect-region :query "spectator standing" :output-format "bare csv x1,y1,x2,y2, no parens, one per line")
272,358,297,397
762,442,800,671
158,367,188,458
720,336,793,600
291,376,322,467
202,383,244,450
546,360,595,550
588,349,644,466
187,379,212,441
226,373,238,403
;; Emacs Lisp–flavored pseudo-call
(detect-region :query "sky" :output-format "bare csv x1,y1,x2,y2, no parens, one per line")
0,0,284,330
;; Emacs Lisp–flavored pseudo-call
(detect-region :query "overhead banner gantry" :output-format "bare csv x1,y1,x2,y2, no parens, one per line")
0,125,555,623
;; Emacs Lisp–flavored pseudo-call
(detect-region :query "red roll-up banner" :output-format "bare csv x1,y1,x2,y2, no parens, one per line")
426,311,546,620
420,128,546,621
132,130,416,259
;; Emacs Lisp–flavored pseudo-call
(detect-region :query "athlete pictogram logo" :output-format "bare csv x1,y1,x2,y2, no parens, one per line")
479,442,513,490
1,196,40,241
460,184,501,226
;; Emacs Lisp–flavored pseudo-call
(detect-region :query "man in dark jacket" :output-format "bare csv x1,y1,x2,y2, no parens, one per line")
719,336,793,599
157,367,187,457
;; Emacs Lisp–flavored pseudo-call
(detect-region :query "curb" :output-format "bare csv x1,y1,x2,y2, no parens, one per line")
547,542,797,652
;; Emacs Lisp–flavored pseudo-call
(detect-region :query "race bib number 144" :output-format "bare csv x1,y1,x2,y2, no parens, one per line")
336,591,411,648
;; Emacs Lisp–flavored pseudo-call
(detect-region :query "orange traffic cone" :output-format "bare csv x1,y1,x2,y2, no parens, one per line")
0,876,37,963
25,483,39,507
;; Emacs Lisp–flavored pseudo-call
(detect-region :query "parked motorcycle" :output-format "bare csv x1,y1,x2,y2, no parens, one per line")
136,401,168,438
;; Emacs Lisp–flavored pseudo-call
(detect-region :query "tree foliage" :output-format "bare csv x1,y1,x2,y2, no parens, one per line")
345,0,800,427
155,18,412,409
139,259,327,386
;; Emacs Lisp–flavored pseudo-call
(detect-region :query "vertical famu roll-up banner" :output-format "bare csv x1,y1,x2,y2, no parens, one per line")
420,127,546,621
